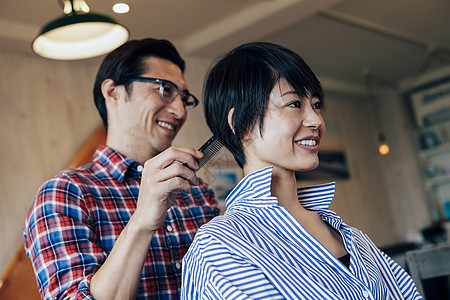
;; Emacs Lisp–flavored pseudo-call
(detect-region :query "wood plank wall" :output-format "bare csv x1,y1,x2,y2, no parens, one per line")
0,125,105,298
0,50,103,295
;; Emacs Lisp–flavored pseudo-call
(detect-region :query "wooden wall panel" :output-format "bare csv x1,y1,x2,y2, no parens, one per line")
0,50,102,289
0,125,106,299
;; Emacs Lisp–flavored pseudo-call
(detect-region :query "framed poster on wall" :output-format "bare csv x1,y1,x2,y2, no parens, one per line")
409,76,450,128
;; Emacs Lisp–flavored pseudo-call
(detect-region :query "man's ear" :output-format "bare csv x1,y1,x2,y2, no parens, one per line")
227,107,235,134
101,79,121,107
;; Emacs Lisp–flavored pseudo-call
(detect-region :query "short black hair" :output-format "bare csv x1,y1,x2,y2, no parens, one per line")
203,42,324,168
93,38,185,131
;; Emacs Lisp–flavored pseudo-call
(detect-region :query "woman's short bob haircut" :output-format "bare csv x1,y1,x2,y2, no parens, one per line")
203,42,324,168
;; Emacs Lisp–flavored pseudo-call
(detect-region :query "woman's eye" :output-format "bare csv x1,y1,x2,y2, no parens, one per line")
313,101,324,110
287,100,301,108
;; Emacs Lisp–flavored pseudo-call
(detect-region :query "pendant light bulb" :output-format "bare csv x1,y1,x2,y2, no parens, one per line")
378,134,390,155
379,142,390,155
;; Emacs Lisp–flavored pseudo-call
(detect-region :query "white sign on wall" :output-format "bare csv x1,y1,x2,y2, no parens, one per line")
410,78,450,128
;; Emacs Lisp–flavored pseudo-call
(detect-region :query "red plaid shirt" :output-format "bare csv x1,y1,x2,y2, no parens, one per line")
24,145,219,300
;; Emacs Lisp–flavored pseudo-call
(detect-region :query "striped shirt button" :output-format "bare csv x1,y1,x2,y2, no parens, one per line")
362,290,370,298
166,225,173,232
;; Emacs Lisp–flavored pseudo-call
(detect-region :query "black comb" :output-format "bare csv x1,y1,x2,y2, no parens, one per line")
196,136,224,171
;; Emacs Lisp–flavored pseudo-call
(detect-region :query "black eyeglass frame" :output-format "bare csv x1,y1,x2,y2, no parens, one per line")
128,77,199,108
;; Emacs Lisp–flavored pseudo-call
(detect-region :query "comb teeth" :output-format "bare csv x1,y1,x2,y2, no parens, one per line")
196,136,224,170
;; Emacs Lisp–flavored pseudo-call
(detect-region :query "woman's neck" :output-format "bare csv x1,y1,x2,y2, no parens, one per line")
243,164,347,258
270,166,348,258
270,167,301,208
243,164,300,208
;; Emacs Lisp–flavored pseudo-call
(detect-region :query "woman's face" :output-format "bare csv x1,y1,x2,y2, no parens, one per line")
243,78,325,174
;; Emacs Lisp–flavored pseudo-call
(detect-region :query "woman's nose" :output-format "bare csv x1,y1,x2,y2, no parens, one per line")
302,107,323,129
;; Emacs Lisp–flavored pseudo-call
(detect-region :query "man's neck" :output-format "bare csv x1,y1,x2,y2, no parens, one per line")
105,137,157,164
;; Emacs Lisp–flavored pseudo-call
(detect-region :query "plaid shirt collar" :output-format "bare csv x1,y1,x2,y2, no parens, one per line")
94,145,138,183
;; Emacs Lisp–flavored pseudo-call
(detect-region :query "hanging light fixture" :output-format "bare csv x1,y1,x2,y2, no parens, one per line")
32,0,129,60
378,134,390,155
363,68,394,156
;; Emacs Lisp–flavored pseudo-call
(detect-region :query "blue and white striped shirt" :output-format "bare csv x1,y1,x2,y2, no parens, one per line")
182,166,422,299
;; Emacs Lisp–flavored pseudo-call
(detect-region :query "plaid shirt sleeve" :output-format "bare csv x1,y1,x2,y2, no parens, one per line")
24,144,220,299
24,174,105,300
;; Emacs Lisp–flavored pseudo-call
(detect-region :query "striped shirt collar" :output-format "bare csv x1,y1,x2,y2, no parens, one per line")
225,165,336,210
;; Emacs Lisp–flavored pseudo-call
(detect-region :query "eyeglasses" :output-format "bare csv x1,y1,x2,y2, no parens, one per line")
128,77,199,108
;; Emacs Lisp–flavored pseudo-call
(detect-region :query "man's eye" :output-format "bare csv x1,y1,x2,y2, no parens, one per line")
162,85,172,97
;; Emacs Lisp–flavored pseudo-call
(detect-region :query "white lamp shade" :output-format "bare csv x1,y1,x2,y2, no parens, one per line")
32,13,129,60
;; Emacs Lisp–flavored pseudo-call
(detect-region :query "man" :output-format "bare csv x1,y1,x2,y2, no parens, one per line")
24,38,219,299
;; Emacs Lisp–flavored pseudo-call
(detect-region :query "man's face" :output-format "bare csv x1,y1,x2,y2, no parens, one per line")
116,57,188,157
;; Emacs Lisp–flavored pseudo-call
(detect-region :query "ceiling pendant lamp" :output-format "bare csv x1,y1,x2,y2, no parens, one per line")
32,0,129,60
378,134,390,155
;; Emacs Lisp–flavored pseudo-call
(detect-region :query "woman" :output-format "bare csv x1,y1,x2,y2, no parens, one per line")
181,42,422,299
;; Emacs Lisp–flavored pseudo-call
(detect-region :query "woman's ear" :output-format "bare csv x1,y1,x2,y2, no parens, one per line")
227,107,235,134
101,79,121,107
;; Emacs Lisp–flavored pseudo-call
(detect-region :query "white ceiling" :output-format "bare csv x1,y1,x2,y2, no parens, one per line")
1,0,449,93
